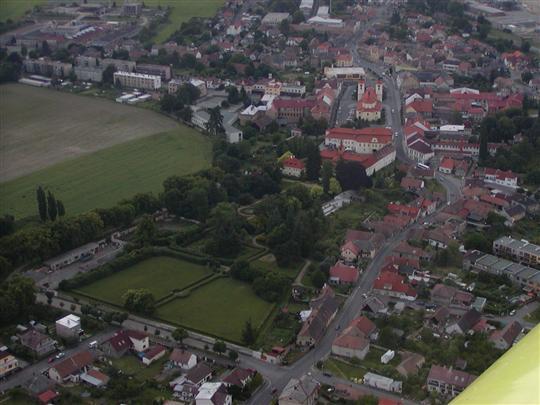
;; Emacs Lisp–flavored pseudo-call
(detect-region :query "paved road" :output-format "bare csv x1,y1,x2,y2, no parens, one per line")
335,83,356,126
0,327,119,393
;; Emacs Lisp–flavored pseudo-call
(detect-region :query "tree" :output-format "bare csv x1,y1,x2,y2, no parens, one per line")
172,327,188,344
335,160,372,191
47,191,58,221
0,215,14,237
213,340,227,354
102,64,116,85
305,140,321,181
242,318,256,345
228,350,239,361
205,106,225,136
521,71,533,84
311,270,326,289
122,289,155,315
57,200,66,217
36,186,47,222
136,215,157,245
321,161,333,194
329,177,342,195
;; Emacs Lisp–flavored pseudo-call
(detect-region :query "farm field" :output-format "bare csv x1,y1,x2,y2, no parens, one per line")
145,0,224,43
76,256,212,305
156,277,274,342
0,0,43,22
0,84,179,182
0,122,212,219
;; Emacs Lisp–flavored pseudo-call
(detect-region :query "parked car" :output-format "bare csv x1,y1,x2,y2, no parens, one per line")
55,352,65,360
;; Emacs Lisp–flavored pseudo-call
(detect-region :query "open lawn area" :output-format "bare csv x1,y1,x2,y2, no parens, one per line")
112,354,168,380
251,256,304,278
0,0,43,22
145,0,224,43
76,256,212,305
324,357,365,381
156,277,274,342
1,126,211,219
0,84,180,182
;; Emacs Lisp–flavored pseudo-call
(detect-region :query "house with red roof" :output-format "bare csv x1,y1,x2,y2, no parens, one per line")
142,345,166,366
427,365,476,397
439,157,455,174
38,390,59,404
281,156,305,178
324,127,392,154
405,99,433,118
48,351,94,384
169,348,197,370
481,168,518,188
489,321,522,350
332,316,377,360
100,330,149,358
373,271,417,301
335,52,353,67
387,203,420,220
223,368,256,388
329,262,359,285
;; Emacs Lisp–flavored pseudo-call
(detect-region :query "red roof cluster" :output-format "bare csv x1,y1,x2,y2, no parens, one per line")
325,127,392,145
282,156,305,170
373,270,417,298
329,263,359,284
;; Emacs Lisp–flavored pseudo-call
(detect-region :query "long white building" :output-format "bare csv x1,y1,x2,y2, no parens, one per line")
113,71,161,90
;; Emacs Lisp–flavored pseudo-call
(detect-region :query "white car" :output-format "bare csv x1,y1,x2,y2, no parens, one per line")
55,352,65,360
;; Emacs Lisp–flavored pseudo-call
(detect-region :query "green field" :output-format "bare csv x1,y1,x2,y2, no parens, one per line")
156,277,274,342
251,256,303,278
76,257,212,305
0,0,43,22
145,0,224,43
0,129,211,219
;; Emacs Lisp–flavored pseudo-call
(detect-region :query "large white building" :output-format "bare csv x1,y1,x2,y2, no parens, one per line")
324,127,392,154
195,382,231,405
323,66,365,81
113,71,161,90
363,372,402,393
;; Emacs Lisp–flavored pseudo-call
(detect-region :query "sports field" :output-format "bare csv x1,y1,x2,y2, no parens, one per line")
145,0,224,43
0,86,212,219
156,278,274,342
0,84,178,181
76,256,212,305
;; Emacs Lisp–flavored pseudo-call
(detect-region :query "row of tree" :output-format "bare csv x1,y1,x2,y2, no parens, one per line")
36,186,65,222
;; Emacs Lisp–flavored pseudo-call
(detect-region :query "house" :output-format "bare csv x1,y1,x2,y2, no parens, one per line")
439,158,454,174
426,365,476,398
396,352,425,377
55,314,82,340
279,374,320,405
373,271,417,301
0,349,19,378
223,368,255,388
363,372,402,393
169,349,197,370
489,321,522,350
171,363,213,401
195,382,232,405
446,308,482,335
48,351,94,384
185,362,213,387
502,205,526,227
80,369,110,387
331,326,370,360
360,296,389,317
100,330,149,358
18,329,57,358
281,157,305,178
37,390,59,404
142,345,166,366
400,177,424,192
431,284,474,307
329,262,359,285
297,285,339,346
493,236,540,267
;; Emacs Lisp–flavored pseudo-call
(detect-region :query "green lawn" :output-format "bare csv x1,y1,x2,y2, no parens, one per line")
112,354,168,380
145,0,224,43
156,277,275,342
0,0,43,21
76,256,212,305
324,357,365,381
0,129,212,219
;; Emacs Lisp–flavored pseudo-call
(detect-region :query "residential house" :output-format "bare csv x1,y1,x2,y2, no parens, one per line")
100,330,149,358
396,352,425,378
279,375,320,405
48,351,94,384
171,363,213,401
493,236,540,267
401,177,424,192
169,349,197,370
223,368,256,389
489,321,522,350
360,296,389,317
363,372,402,393
0,350,18,378
142,345,166,366
431,284,474,307
18,329,57,358
373,270,417,301
55,314,82,340
446,308,482,335
332,316,378,360
80,369,110,388
281,157,305,178
195,382,232,405
426,365,476,398
297,285,339,346
329,262,359,285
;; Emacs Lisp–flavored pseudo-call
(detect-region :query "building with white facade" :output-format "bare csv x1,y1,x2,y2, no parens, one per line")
324,127,392,154
113,71,161,90
195,382,232,405
55,314,82,340
324,66,365,80
363,372,402,393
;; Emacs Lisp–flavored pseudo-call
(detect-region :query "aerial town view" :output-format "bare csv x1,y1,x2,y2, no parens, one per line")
0,0,539,404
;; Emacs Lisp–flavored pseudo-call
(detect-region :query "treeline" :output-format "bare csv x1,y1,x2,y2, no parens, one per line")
255,184,327,266
36,186,65,222
160,82,199,121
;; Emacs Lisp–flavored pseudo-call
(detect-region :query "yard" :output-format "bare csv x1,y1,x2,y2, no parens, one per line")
323,357,365,381
112,354,168,380
155,277,275,342
76,256,212,305
145,0,224,43
0,0,43,21
251,255,304,278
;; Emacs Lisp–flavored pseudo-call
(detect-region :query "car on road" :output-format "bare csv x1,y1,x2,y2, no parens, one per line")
509,309,516,316
55,352,65,360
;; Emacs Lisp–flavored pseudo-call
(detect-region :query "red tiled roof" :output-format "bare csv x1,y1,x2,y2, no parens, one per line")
282,156,305,169
52,351,93,379
440,157,455,170
38,390,58,404
373,271,417,298
428,365,476,388
330,263,359,283
143,345,166,360
325,127,392,145
351,316,376,336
